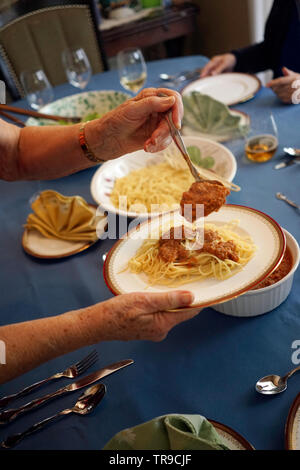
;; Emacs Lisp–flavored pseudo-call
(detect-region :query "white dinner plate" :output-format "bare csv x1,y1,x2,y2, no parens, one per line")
22,206,107,259
182,109,250,143
103,205,285,310
285,392,300,450
210,420,254,450
90,136,237,219
182,73,261,106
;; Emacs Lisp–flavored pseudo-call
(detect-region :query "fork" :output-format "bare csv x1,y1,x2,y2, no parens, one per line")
0,350,98,409
159,69,202,86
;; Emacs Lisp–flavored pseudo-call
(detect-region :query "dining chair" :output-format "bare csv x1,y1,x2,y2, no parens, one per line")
0,0,108,100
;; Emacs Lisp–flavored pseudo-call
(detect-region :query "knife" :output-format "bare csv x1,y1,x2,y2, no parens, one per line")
274,156,300,169
0,359,133,425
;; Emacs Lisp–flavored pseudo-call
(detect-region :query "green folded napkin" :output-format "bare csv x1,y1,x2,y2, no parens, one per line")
103,414,229,450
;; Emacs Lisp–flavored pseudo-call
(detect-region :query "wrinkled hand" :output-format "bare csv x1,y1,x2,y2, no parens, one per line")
266,67,300,104
87,88,183,160
200,53,236,78
96,291,200,342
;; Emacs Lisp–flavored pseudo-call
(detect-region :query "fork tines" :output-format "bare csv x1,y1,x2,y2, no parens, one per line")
75,350,98,375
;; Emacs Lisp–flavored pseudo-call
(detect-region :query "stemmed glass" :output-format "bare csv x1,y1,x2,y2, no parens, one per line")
20,70,54,110
117,48,147,94
62,47,92,90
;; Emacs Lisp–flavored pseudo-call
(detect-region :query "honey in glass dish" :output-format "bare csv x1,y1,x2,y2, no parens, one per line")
245,134,278,162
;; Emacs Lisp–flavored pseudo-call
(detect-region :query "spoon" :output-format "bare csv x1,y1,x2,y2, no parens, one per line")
1,383,106,448
158,92,238,192
256,365,300,395
276,192,300,210
283,147,300,157
158,92,201,182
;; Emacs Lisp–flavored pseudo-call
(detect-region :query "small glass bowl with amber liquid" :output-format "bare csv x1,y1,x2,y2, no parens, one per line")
245,134,278,163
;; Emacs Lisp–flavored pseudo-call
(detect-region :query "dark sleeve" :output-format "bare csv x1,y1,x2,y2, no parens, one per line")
231,0,291,74
232,42,272,74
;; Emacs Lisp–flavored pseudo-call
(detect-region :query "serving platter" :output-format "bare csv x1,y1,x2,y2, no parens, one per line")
103,205,286,310
90,136,237,219
182,73,261,106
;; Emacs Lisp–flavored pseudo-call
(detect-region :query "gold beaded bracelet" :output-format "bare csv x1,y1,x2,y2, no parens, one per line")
79,121,105,164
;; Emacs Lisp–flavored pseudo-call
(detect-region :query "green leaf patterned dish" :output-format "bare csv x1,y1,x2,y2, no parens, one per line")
25,90,130,126
182,92,250,142
187,145,215,169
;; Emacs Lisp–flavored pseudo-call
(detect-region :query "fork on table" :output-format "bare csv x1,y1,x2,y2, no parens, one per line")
0,350,98,409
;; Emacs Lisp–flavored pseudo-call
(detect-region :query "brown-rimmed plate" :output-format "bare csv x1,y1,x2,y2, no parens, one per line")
210,419,255,450
181,73,261,106
103,205,285,310
22,205,107,259
285,392,300,450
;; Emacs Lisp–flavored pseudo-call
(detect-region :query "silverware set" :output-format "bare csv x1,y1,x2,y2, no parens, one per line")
0,350,134,448
2,383,106,449
0,349,98,409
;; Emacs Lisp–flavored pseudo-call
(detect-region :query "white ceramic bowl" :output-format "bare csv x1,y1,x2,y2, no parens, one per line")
213,229,300,317
91,136,237,219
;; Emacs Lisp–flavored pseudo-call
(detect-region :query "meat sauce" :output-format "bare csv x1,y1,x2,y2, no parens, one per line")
180,180,230,222
253,247,293,289
158,227,239,264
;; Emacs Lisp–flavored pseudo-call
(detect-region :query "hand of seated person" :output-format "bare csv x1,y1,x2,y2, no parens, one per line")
266,67,300,104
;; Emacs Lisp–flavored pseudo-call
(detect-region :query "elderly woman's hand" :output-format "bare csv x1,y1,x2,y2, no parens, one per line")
85,88,183,160
266,67,300,104
83,291,200,342
0,290,200,384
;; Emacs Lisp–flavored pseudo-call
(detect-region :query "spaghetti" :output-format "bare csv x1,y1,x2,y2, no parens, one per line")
110,162,194,213
127,222,256,287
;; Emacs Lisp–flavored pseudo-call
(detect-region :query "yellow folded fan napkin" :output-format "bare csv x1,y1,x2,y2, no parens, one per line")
103,414,229,450
25,190,98,243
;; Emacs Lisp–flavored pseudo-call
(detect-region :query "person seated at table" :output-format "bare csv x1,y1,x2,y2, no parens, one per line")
200,0,300,104
0,88,198,385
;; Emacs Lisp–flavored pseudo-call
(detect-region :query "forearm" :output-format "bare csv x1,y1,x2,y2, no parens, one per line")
0,290,196,384
1,90,181,181
1,116,118,181
17,123,95,180
0,303,109,384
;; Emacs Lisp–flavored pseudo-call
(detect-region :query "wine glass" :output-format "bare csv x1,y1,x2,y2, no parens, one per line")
117,48,147,94
62,47,91,90
244,113,278,163
20,70,54,110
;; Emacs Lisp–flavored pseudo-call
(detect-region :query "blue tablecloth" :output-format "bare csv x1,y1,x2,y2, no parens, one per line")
0,56,299,451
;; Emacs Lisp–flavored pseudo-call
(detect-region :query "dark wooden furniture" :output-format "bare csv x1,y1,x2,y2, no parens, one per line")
101,3,199,59
0,0,108,101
